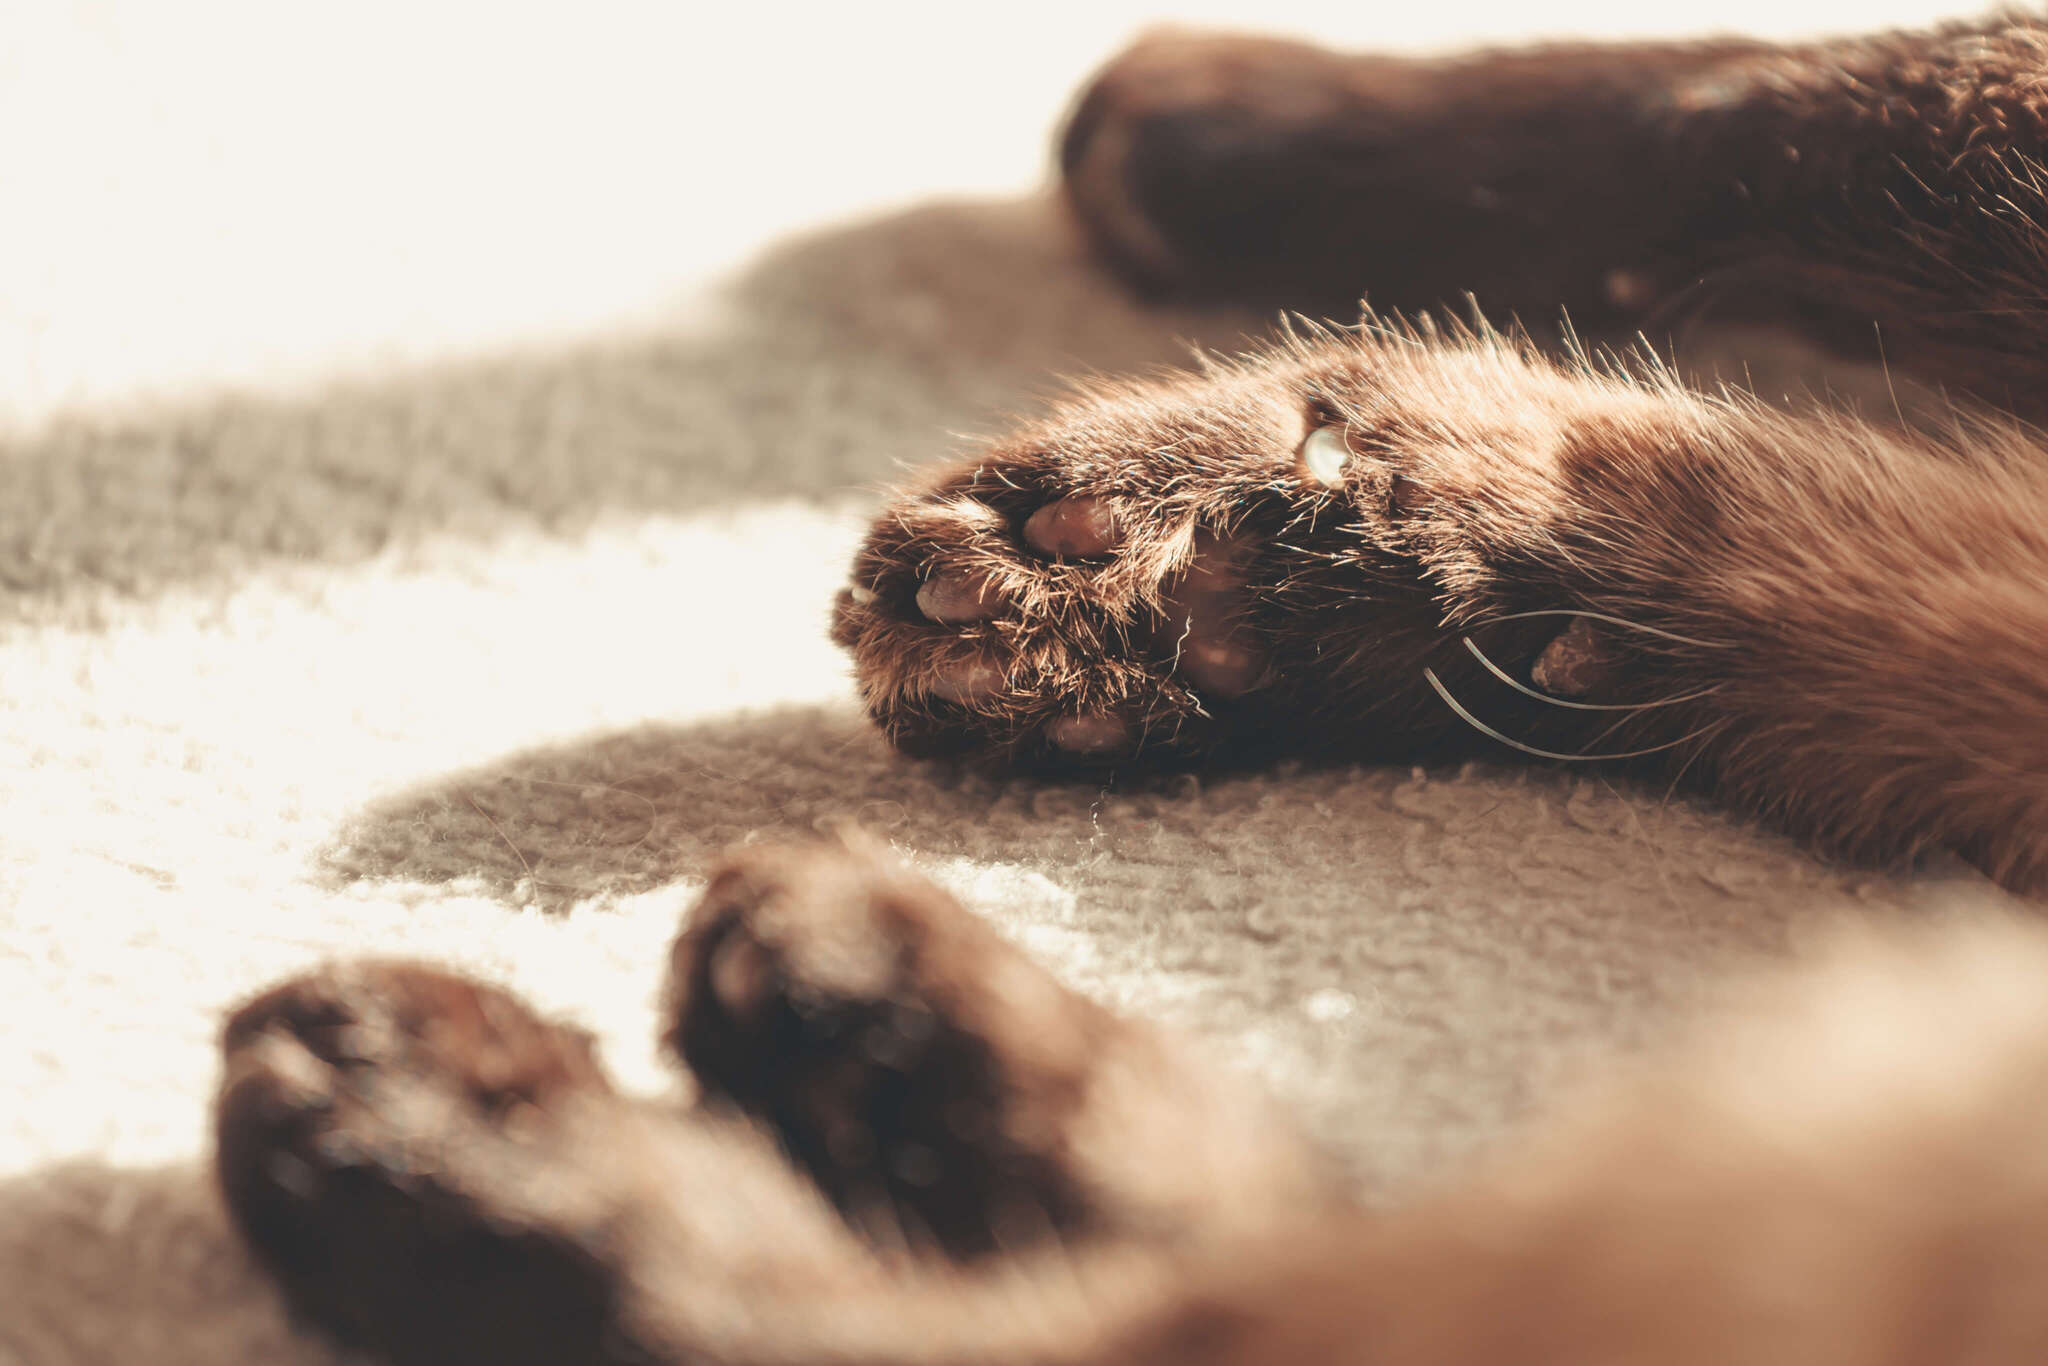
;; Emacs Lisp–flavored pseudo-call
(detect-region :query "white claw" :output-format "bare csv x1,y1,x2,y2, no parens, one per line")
1299,425,1352,488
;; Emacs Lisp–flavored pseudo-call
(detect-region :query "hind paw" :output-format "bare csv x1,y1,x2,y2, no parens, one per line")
213,963,628,1366
664,839,1114,1254
665,838,1328,1255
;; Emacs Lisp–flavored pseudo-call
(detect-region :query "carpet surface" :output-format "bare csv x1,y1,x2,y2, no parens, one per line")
0,4,2023,1363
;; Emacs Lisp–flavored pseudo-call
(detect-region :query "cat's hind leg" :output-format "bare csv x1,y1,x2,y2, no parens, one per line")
666,836,1329,1259
214,960,896,1366
215,844,1332,1366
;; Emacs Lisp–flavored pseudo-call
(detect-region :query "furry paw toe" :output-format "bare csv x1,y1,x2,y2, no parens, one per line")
665,838,1110,1255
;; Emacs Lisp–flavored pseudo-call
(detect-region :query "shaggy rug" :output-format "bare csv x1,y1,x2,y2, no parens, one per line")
0,5,2022,1363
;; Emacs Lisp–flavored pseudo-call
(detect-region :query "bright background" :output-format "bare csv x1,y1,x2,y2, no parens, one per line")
2,0,1986,421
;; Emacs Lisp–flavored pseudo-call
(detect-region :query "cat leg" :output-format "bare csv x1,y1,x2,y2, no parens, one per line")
834,325,2048,889
1109,918,2048,1366
216,848,1327,1366
1059,28,1763,324
1062,17,2048,411
830,338,1526,770
214,960,921,1366
665,836,1328,1259
830,325,1683,771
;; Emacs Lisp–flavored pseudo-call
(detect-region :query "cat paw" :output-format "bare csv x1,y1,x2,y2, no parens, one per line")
665,838,1331,1256
1059,31,1384,301
830,329,1683,771
214,963,626,1366
827,348,1498,768
1059,28,1727,333
664,839,1113,1255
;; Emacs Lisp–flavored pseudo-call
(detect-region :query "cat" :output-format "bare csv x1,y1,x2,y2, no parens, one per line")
215,14,2048,1364
834,16,2048,893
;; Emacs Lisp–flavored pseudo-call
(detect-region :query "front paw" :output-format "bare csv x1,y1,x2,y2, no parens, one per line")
829,331,1628,771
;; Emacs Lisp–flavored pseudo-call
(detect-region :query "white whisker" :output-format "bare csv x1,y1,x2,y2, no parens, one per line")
1474,608,1733,650
1460,637,1722,712
1423,668,1719,762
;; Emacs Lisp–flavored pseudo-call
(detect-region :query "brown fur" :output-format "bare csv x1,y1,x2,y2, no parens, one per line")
833,322,2048,890
1059,18,2048,414
217,839,2048,1365
837,13,2048,893
217,15,2048,1366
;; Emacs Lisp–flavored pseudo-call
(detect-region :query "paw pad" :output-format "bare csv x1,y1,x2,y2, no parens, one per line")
830,350,1476,768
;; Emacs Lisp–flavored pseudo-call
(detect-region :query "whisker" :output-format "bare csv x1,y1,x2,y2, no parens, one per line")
1423,668,1720,762
1473,608,1734,650
1460,637,1723,712
1660,715,1731,803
